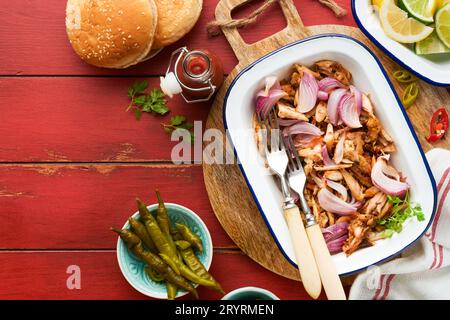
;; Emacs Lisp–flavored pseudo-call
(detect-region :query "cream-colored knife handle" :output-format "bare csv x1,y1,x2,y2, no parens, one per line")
284,206,322,299
306,224,346,300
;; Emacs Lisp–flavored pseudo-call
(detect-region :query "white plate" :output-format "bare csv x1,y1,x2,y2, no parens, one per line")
223,34,437,275
352,0,450,86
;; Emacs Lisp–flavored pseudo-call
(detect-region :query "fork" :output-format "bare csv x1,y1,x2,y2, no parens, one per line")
286,135,346,300
259,109,322,299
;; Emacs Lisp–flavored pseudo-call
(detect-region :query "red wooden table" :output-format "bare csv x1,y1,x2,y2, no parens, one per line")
0,0,356,299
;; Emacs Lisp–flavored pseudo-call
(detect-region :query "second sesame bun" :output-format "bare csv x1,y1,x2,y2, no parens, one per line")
65,0,158,69
152,0,203,49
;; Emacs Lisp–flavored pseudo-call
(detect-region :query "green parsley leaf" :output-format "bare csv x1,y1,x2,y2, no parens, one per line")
134,95,146,106
129,80,148,97
162,115,195,144
378,191,424,235
171,115,186,126
142,89,169,115
134,108,142,120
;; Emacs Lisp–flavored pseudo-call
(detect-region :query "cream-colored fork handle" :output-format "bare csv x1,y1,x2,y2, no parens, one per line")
306,224,346,300
284,206,322,299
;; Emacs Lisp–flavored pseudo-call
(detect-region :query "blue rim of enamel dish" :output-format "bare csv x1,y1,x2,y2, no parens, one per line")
351,0,450,87
222,33,438,276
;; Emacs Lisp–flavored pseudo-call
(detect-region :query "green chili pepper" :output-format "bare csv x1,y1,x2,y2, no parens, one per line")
136,199,217,289
166,283,178,300
154,190,178,257
111,227,198,299
393,70,417,83
137,199,178,260
402,82,419,109
175,240,191,250
159,253,180,275
176,244,224,294
176,223,203,252
144,266,164,282
128,217,157,252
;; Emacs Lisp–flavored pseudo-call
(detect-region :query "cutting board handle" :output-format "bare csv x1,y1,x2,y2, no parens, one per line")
215,0,310,63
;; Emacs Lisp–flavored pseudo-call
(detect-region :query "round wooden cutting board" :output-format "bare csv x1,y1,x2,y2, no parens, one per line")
203,0,450,281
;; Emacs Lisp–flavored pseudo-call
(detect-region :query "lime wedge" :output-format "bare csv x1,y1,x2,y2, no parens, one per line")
398,0,438,23
415,29,450,53
380,0,434,43
436,3,450,48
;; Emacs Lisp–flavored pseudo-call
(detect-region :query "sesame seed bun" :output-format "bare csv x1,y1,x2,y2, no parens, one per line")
65,0,158,69
152,0,203,49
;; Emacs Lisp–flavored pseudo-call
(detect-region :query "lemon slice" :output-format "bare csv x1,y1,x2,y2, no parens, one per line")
438,0,450,8
380,0,434,43
415,29,450,54
398,0,438,24
436,3,450,48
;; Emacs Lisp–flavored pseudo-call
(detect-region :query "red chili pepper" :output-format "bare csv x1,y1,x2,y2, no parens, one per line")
427,108,449,143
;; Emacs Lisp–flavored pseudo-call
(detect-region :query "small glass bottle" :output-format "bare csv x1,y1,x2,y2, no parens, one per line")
160,47,224,103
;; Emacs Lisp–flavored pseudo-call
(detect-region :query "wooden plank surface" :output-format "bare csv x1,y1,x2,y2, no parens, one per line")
0,0,355,75
0,164,234,249
0,77,209,162
3,0,445,299
0,250,329,300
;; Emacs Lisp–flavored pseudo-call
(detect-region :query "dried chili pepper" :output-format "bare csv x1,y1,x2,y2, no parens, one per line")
427,108,449,143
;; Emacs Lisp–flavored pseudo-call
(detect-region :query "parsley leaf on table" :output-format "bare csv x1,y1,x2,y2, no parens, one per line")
126,81,169,118
162,116,195,144
378,191,425,237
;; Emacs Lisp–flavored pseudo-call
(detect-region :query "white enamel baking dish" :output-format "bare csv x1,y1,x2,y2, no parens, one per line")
223,34,437,275
352,0,450,86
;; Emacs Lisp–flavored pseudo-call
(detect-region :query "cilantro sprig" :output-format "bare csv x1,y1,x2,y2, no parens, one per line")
378,191,425,237
126,80,169,119
162,116,195,143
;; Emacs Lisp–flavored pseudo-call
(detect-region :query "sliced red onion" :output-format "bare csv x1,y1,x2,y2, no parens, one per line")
321,145,336,166
317,188,358,216
350,85,362,113
327,234,348,254
311,172,325,188
338,93,362,128
297,72,319,113
318,77,346,92
326,179,348,202
333,132,345,164
349,196,363,209
322,222,349,242
283,121,323,137
371,156,409,197
277,118,302,127
327,88,347,125
362,94,374,114
255,76,286,118
318,90,329,101
382,164,401,181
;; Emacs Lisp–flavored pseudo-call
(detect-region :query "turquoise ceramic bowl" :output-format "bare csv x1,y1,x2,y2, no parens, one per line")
116,203,213,299
222,287,280,300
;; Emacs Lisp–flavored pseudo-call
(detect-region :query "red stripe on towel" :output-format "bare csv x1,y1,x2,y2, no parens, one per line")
430,242,438,269
373,274,386,300
430,181,450,242
380,274,395,300
426,168,450,238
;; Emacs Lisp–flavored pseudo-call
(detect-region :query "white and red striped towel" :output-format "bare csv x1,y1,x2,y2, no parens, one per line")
350,148,450,300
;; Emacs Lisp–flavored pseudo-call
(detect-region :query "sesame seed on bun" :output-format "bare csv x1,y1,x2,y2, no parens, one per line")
65,0,158,68
152,0,202,50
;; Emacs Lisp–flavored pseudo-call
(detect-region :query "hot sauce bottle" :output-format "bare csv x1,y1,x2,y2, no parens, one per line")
160,47,224,103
